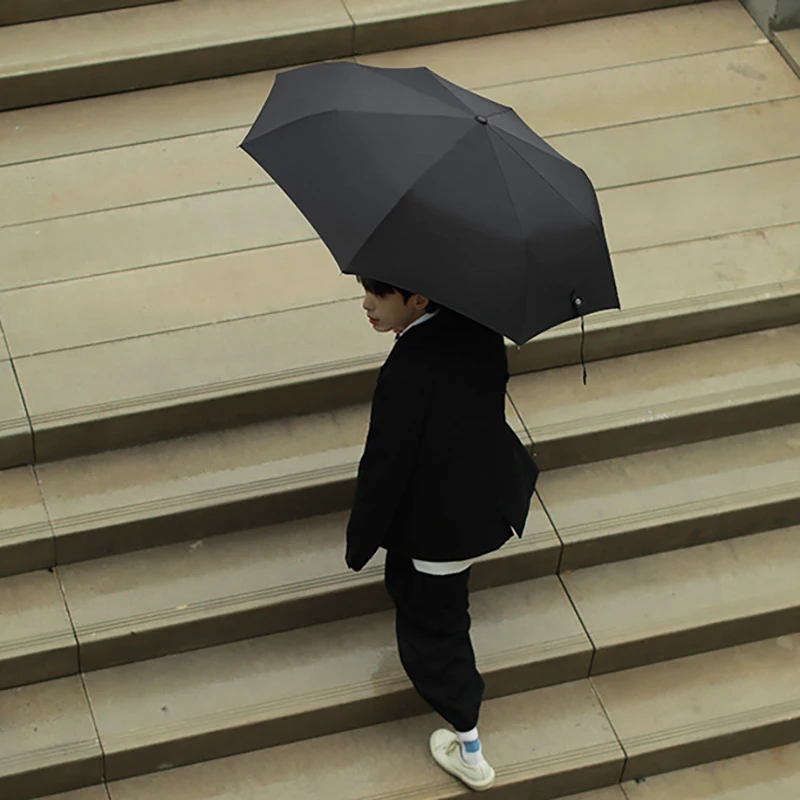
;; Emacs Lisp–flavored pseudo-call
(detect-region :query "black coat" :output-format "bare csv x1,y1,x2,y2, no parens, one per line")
345,309,539,571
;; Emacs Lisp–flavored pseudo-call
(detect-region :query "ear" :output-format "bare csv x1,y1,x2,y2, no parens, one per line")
412,294,430,311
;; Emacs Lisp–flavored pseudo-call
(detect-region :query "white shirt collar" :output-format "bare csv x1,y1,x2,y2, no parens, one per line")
397,309,440,338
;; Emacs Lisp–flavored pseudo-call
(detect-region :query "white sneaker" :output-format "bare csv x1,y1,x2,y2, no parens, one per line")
429,729,496,791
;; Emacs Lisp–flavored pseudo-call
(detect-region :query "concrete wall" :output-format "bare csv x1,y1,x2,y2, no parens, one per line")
740,0,800,34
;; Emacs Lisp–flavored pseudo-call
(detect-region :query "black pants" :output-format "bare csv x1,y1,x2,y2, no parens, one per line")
384,550,484,732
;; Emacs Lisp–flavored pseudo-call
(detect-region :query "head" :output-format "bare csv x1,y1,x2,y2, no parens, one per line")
357,276,440,334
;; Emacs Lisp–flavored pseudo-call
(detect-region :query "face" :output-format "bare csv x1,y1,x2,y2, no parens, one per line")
362,290,429,334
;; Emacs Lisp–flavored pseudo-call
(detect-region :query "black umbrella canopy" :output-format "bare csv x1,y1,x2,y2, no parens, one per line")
241,61,619,344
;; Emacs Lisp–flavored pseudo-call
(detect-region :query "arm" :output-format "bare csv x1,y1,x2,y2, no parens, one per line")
345,359,431,571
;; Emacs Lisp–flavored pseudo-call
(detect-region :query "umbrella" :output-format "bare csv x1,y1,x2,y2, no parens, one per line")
240,61,620,345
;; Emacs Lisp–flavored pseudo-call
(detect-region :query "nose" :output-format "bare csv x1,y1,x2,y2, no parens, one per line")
362,295,374,313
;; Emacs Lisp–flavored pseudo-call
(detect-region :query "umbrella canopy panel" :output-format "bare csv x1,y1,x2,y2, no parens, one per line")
242,62,619,343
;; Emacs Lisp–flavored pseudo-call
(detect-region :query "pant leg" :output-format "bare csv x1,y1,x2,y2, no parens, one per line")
384,550,484,732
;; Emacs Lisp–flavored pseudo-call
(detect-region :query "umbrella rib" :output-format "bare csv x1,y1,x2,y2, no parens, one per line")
492,127,604,237
427,71,494,116
492,115,572,164
369,65,475,117
345,123,478,275
485,129,531,341
242,106,470,147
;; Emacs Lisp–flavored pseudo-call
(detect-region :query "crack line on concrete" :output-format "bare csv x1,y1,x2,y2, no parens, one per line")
474,39,777,93
506,383,631,783
31,457,112,793
0,181,270,231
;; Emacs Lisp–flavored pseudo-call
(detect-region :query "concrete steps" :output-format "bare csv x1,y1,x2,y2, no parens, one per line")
2,325,798,579
0,0,715,111
11,635,798,800
1,420,798,794
1,420,797,689
2,2,800,799
2,2,798,466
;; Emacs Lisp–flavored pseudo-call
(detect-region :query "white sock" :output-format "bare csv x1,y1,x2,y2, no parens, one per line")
457,727,485,765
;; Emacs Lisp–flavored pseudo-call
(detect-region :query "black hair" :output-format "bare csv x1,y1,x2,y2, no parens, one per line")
356,276,441,313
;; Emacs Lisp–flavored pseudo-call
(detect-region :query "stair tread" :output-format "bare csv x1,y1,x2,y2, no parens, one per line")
565,525,800,672
80,576,590,778
622,740,800,799
0,1,764,168
47,787,109,800
593,634,800,780
46,787,109,800
104,680,623,799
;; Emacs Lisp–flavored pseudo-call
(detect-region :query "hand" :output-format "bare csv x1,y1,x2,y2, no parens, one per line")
345,547,371,572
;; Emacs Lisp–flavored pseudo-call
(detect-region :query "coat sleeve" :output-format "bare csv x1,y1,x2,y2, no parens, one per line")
345,358,431,571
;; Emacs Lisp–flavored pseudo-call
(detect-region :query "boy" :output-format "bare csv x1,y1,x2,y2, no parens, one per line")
346,277,539,791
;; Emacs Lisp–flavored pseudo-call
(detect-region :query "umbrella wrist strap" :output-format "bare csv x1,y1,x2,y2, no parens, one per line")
579,313,587,385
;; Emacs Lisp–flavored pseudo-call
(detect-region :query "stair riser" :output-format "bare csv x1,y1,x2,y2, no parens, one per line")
0,33,353,113
79,579,392,672
101,650,592,781
620,715,800,782
560,494,800,571
0,537,53,580
509,290,800,376
0,432,32,473
53,478,357,566
0,646,77,692
589,607,800,676
535,392,800,471
0,758,102,800
0,1,170,27
34,370,379,464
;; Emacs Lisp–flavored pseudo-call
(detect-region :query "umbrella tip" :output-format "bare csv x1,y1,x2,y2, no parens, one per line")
475,115,488,125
